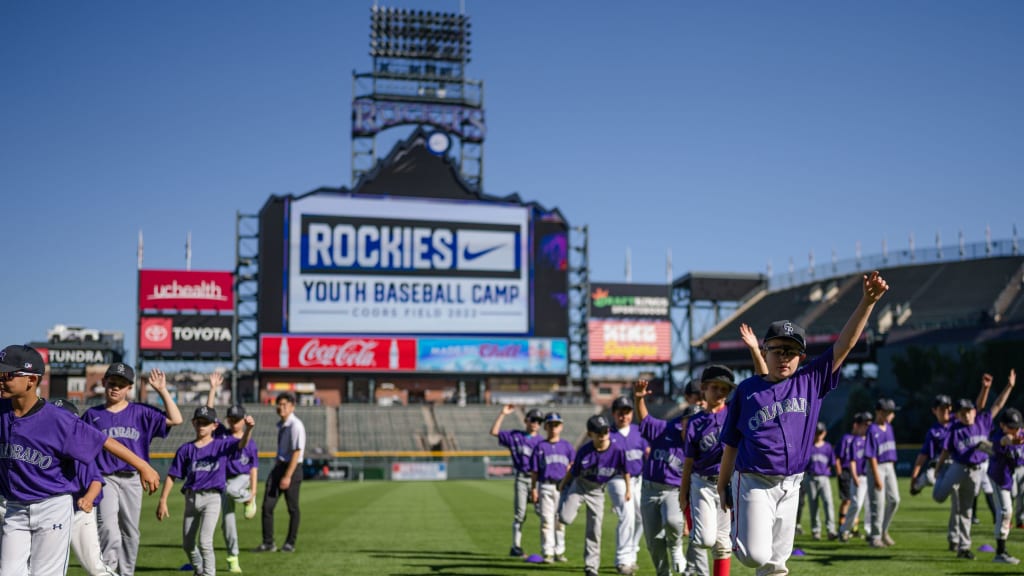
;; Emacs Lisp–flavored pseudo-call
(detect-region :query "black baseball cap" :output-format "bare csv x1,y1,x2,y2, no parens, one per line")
226,405,246,420
193,406,217,422
526,408,545,422
816,421,827,433
701,365,736,388
587,415,611,434
933,394,953,408
853,411,873,424
0,345,45,374
104,362,135,384
1000,408,1023,428
955,398,976,412
684,380,701,397
875,398,899,412
763,320,807,350
545,412,563,424
611,396,633,411
51,398,79,416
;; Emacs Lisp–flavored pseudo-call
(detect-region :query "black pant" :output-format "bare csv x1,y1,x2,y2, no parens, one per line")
262,462,302,546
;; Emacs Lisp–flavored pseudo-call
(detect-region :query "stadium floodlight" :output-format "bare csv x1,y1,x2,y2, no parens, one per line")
370,6,471,63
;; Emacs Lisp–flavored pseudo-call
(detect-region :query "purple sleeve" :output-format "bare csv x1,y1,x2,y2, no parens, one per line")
218,436,241,457
497,430,513,448
681,418,699,459
62,417,108,463
530,444,541,472
639,414,667,441
167,444,189,479
864,427,878,458
248,440,259,470
720,394,742,447
147,405,170,440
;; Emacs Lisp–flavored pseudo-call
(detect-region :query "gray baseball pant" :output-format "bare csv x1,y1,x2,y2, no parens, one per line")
1013,467,1024,525
512,471,531,549
933,461,984,551
608,475,644,566
183,490,222,576
221,474,252,557
868,461,900,541
97,473,143,576
839,475,867,535
1,494,73,576
641,479,685,576
559,477,607,573
994,487,1013,541
806,475,836,536
537,483,566,557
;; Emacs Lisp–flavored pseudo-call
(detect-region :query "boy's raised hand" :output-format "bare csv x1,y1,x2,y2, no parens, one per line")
739,323,759,349
863,271,889,303
633,379,650,398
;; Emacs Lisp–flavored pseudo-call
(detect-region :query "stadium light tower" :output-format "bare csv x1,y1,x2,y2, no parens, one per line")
352,5,485,189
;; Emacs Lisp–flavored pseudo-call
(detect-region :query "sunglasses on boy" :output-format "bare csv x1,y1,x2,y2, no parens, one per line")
0,371,37,383
766,345,805,358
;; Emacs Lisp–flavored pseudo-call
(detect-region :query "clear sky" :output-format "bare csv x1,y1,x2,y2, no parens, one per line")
2,1,1022,358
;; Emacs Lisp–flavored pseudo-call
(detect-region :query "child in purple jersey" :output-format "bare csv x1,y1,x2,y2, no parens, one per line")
987,405,1024,564
865,397,900,548
911,395,955,495
934,370,1015,560
490,404,544,557
718,271,889,576
0,345,160,576
207,371,259,573
804,422,839,541
837,413,871,542
51,399,120,576
558,414,630,576
84,363,184,576
158,405,256,576
608,396,648,576
633,378,687,576
530,412,575,564
680,365,737,576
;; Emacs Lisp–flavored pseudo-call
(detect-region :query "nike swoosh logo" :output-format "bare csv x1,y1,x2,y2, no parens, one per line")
746,393,758,400
463,244,505,261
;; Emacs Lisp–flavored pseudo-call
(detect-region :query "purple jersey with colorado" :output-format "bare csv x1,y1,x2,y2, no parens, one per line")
838,434,867,474
610,424,647,477
919,421,952,460
807,442,835,476
572,441,627,485
721,348,840,475
987,428,1024,491
639,415,685,486
215,424,259,477
531,439,575,483
865,423,897,464
0,400,108,501
72,459,105,511
683,408,727,477
498,430,542,474
945,411,993,466
83,402,169,474
167,436,240,492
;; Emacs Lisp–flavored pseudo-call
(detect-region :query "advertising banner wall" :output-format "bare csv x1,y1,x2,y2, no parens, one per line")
260,334,417,372
36,347,119,376
588,320,672,363
288,195,530,334
391,462,448,481
416,337,567,374
589,283,671,320
139,270,234,311
139,315,233,357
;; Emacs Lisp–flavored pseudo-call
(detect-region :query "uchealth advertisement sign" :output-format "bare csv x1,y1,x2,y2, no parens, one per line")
416,337,567,374
287,195,529,334
260,335,417,372
588,320,672,363
590,283,671,320
140,315,233,357
139,270,234,311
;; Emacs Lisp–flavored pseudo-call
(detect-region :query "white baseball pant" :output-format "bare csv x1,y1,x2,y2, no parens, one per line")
994,487,1013,541
640,479,686,576
559,477,607,573
690,474,731,561
536,482,566,557
71,508,119,576
608,475,644,566
221,474,252,557
731,471,802,576
2,494,73,576
933,461,984,552
512,471,532,549
868,461,900,541
183,490,222,576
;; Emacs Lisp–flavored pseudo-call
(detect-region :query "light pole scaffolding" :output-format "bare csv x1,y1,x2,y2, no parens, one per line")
233,211,260,403
568,225,591,395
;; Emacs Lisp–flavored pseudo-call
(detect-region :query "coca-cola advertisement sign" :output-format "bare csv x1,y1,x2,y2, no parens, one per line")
260,335,416,372
139,270,234,311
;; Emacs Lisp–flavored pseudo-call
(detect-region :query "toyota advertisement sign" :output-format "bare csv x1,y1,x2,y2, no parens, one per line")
287,195,529,334
140,315,233,359
139,270,234,311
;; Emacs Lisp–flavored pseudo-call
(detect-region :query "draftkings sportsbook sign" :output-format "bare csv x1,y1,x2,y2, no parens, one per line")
288,195,530,334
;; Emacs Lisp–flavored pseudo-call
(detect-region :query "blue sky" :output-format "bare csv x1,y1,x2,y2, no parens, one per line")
2,1,1021,358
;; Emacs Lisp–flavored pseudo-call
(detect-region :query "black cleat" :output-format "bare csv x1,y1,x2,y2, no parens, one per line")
280,543,295,553
957,550,976,560
509,546,524,557
252,543,276,553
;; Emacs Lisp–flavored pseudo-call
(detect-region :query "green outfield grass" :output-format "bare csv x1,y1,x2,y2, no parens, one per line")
69,478,1024,575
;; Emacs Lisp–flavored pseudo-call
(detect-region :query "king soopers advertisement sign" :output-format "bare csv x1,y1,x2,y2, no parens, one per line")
289,196,530,334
